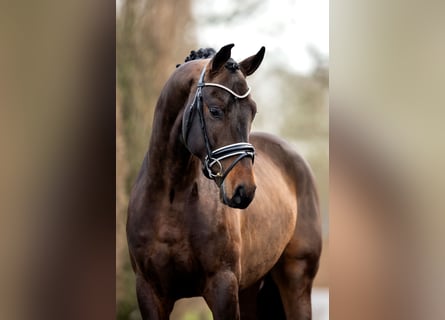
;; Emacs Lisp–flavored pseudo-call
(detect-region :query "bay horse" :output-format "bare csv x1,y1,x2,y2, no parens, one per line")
127,44,322,320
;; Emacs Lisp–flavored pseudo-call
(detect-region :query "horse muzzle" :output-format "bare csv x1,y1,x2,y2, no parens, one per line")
221,182,256,209
220,172,256,209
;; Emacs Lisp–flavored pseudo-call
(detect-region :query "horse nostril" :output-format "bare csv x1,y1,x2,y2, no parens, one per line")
233,185,245,205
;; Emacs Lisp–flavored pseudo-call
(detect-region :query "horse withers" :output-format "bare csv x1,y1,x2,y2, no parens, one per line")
126,44,322,320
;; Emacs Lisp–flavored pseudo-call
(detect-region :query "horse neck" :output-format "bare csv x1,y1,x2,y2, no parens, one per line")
145,69,200,193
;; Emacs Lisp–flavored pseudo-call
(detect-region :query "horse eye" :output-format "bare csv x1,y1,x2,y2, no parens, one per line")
208,106,223,118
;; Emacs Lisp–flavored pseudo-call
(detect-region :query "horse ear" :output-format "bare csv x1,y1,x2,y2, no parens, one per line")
239,46,266,76
210,43,234,75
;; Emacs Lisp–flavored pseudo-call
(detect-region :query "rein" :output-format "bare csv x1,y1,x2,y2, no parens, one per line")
182,65,255,186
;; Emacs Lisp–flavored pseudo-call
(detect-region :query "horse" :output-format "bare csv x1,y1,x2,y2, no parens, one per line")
126,44,322,320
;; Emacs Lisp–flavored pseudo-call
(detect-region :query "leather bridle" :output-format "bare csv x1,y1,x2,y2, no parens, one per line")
182,65,255,186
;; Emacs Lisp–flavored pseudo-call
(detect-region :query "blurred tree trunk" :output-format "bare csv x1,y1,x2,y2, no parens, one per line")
117,0,194,191
116,0,194,317
116,87,128,303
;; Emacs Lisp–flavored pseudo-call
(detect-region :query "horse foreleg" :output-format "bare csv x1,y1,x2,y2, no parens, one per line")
135,275,172,320
203,270,240,320
239,280,262,320
271,255,319,320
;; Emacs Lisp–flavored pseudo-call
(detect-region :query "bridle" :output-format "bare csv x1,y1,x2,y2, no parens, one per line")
182,65,255,186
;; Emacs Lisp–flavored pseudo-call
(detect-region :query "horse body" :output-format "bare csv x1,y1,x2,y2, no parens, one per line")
127,45,321,320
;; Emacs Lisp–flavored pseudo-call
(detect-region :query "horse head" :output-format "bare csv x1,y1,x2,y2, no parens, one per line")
182,44,265,209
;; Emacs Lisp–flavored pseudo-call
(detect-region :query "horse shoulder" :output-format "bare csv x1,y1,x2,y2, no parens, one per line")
249,131,316,190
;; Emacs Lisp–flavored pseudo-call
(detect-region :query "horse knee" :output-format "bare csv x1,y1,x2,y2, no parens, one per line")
272,258,316,320
284,253,320,282
203,270,240,320
136,276,171,320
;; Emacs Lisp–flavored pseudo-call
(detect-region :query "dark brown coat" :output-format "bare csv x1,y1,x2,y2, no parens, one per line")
127,45,321,320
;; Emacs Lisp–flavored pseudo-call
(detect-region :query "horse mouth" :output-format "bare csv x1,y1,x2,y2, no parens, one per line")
220,183,255,209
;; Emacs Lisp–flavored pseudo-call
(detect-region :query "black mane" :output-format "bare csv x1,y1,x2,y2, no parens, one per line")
176,47,240,72
176,48,216,68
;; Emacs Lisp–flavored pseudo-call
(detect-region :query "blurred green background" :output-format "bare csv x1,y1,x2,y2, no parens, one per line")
116,0,328,319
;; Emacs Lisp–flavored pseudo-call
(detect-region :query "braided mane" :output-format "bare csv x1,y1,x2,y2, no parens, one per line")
176,47,239,72
176,48,216,68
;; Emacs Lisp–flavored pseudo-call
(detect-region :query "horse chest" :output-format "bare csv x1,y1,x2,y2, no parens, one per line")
154,200,240,269
150,212,193,267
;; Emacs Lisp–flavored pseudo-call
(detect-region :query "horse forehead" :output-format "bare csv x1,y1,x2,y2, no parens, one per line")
212,69,247,90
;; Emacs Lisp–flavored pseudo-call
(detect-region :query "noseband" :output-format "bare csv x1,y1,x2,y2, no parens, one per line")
182,65,255,186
